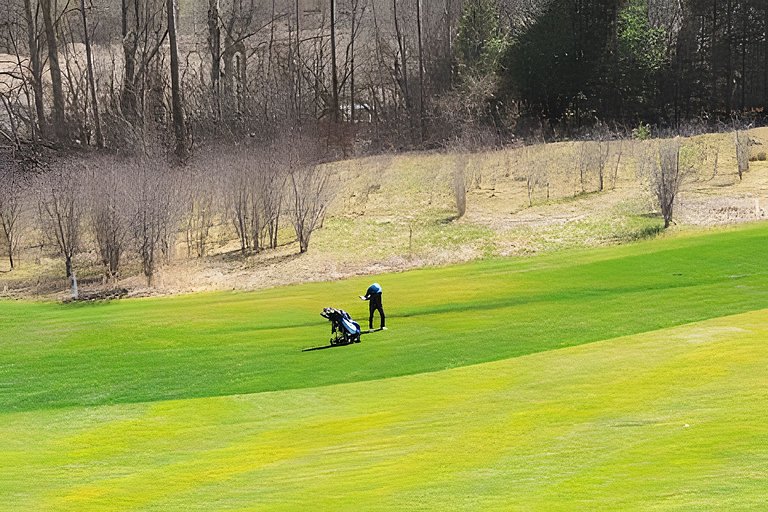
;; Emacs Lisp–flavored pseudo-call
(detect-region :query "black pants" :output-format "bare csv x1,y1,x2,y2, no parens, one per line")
369,294,385,329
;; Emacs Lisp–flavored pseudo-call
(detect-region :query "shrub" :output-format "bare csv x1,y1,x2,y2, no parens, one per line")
632,123,652,141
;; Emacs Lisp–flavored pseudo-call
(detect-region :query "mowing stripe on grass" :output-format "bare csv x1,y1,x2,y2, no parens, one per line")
1,310,766,511
2,222,768,412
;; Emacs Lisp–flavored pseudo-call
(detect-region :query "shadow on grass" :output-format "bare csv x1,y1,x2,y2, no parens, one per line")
216,247,302,265
301,344,343,352
302,329,384,352
626,223,664,241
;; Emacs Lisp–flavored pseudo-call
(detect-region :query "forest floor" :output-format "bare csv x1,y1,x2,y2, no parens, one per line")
3,128,768,299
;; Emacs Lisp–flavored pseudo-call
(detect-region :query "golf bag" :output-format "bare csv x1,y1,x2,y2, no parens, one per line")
321,307,362,345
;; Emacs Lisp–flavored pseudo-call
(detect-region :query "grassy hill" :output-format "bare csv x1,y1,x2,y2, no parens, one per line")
2,218,768,510
2,310,766,510
2,222,768,413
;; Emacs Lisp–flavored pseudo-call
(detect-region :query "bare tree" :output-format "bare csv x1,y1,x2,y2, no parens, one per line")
289,155,333,254
40,0,67,141
88,158,129,281
735,130,750,181
120,0,168,123
523,146,548,207
257,146,287,250
577,142,590,194
167,0,188,160
330,0,340,122
182,165,216,258
22,0,47,139
225,152,253,254
0,164,25,270
610,139,624,189
595,139,610,192
207,0,222,119
128,159,178,285
79,0,104,147
221,144,287,254
416,0,426,142
448,138,468,218
37,165,85,298
453,156,467,218
647,139,684,229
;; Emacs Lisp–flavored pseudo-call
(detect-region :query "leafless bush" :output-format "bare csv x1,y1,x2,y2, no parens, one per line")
36,163,85,298
576,142,591,194
709,145,720,179
595,139,611,192
87,158,130,281
523,147,549,206
678,140,720,183
127,159,179,286
453,156,468,218
610,139,624,189
576,139,611,193
447,138,469,219
735,131,750,180
225,151,253,254
0,164,26,270
288,152,334,254
646,139,685,229
257,144,288,251
223,145,286,254
181,165,217,258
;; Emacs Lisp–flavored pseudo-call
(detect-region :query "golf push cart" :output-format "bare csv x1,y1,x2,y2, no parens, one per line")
320,307,362,345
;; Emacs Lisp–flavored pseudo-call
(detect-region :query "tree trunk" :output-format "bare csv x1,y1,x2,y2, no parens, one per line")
2,221,13,269
40,0,66,141
208,0,221,119
80,0,104,147
295,0,302,124
446,0,453,54
740,14,746,111
272,206,280,249
764,3,768,105
266,0,277,120
23,0,47,139
393,0,410,112
121,0,138,119
330,0,339,123
711,0,718,111
65,254,73,279
416,0,425,143
70,270,79,299
725,0,733,115
167,0,188,160
350,0,356,123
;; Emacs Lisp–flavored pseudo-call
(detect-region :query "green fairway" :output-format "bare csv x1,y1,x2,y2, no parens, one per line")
1,309,766,510
2,223,768,413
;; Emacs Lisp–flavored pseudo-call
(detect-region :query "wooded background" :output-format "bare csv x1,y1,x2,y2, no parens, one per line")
1,0,767,160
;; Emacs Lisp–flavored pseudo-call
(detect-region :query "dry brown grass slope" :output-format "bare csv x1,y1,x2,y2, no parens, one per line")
3,128,768,298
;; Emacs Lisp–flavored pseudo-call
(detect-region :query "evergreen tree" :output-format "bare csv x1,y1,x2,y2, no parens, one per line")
455,0,508,78
500,0,620,127
614,0,669,122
